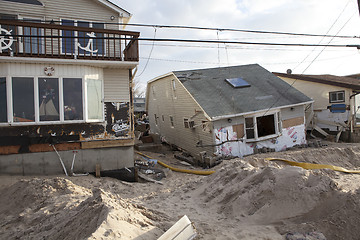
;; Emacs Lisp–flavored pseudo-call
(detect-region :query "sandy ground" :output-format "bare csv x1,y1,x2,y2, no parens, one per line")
1,142,360,240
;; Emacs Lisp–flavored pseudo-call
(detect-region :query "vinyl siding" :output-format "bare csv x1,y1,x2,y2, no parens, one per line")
1,0,122,29
103,69,129,102
147,75,215,157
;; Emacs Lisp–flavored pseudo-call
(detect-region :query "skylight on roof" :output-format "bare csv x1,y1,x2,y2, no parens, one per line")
225,78,250,88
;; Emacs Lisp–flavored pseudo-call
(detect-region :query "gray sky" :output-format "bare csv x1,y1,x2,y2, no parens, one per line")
112,0,360,91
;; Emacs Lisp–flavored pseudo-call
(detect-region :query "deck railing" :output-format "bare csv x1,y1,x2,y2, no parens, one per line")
0,20,139,61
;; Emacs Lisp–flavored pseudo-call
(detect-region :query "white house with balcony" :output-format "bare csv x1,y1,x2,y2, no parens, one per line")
0,0,139,174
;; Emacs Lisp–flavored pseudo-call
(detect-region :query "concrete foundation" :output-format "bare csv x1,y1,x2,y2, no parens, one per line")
0,146,134,175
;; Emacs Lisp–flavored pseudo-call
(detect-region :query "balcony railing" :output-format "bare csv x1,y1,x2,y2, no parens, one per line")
0,20,139,61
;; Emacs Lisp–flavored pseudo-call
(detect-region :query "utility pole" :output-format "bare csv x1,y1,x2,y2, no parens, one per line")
358,0,360,16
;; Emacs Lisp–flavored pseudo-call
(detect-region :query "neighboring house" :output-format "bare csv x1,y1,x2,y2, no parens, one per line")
134,97,146,115
0,0,139,174
274,72,360,140
146,64,313,160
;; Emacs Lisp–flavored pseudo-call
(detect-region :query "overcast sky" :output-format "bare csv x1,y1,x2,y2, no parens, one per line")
112,0,360,91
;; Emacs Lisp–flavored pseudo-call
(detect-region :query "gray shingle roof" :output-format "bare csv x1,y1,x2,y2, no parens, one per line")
173,64,312,119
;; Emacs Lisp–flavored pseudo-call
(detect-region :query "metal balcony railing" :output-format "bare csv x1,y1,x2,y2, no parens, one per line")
0,19,139,61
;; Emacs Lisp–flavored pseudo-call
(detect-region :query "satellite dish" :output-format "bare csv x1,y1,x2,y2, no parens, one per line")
286,69,292,74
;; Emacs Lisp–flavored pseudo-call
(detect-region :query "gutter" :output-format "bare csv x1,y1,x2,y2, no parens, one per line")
211,100,314,121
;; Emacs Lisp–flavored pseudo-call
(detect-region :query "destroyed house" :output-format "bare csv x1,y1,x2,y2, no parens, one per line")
0,0,139,174
275,72,360,141
146,64,313,160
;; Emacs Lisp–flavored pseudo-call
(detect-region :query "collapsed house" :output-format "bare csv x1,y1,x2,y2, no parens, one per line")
146,64,313,161
275,72,360,142
0,0,139,174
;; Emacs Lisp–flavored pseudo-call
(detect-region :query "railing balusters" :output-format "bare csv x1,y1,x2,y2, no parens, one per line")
0,20,139,62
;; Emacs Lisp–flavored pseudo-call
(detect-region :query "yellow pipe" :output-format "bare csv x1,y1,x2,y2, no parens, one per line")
135,151,215,175
266,157,360,174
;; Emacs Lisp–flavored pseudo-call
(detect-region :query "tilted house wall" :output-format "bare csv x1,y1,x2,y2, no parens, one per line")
147,65,313,159
0,0,139,174
146,74,214,157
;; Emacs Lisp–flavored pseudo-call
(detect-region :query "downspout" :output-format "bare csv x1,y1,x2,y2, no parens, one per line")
129,67,138,139
349,92,360,141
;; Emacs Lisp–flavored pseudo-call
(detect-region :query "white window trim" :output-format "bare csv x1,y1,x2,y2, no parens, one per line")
0,75,104,126
244,111,281,142
329,90,345,103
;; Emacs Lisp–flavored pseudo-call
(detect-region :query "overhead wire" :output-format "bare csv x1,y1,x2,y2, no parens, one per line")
293,0,353,72
5,19,359,39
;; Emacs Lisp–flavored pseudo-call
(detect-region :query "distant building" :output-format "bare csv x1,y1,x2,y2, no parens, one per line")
275,72,360,141
146,64,313,159
134,98,146,114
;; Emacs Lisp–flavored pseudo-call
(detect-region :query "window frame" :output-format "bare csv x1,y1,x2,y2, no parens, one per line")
0,75,104,126
329,90,345,103
18,15,45,54
169,115,174,128
244,111,281,142
60,18,106,56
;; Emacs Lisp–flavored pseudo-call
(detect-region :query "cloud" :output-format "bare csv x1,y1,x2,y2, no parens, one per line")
112,0,360,87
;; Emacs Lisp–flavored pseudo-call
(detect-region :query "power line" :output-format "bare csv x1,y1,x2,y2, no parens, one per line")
3,34,358,48
293,0,353,72
5,19,359,39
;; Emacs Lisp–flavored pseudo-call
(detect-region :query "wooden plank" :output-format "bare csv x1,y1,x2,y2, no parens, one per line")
29,142,81,153
282,116,304,128
232,124,244,139
81,139,134,149
336,126,344,143
0,146,20,155
96,164,101,178
305,111,314,129
314,125,329,137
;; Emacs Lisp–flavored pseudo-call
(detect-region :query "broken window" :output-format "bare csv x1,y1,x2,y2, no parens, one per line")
245,113,278,140
0,77,6,123
63,78,83,120
329,91,345,103
12,77,35,122
256,114,275,138
39,78,59,121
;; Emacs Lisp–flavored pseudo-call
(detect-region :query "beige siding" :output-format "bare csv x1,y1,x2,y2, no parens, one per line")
103,69,129,102
280,76,352,110
147,75,214,157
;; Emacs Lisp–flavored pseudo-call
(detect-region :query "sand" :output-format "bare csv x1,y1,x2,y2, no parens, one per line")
1,142,360,239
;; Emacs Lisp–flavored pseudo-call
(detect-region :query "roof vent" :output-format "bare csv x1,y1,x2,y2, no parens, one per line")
225,78,251,88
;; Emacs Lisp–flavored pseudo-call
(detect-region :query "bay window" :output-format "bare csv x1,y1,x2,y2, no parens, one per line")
0,77,101,124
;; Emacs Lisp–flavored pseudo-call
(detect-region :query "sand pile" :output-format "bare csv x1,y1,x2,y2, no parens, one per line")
0,178,164,240
1,144,360,239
